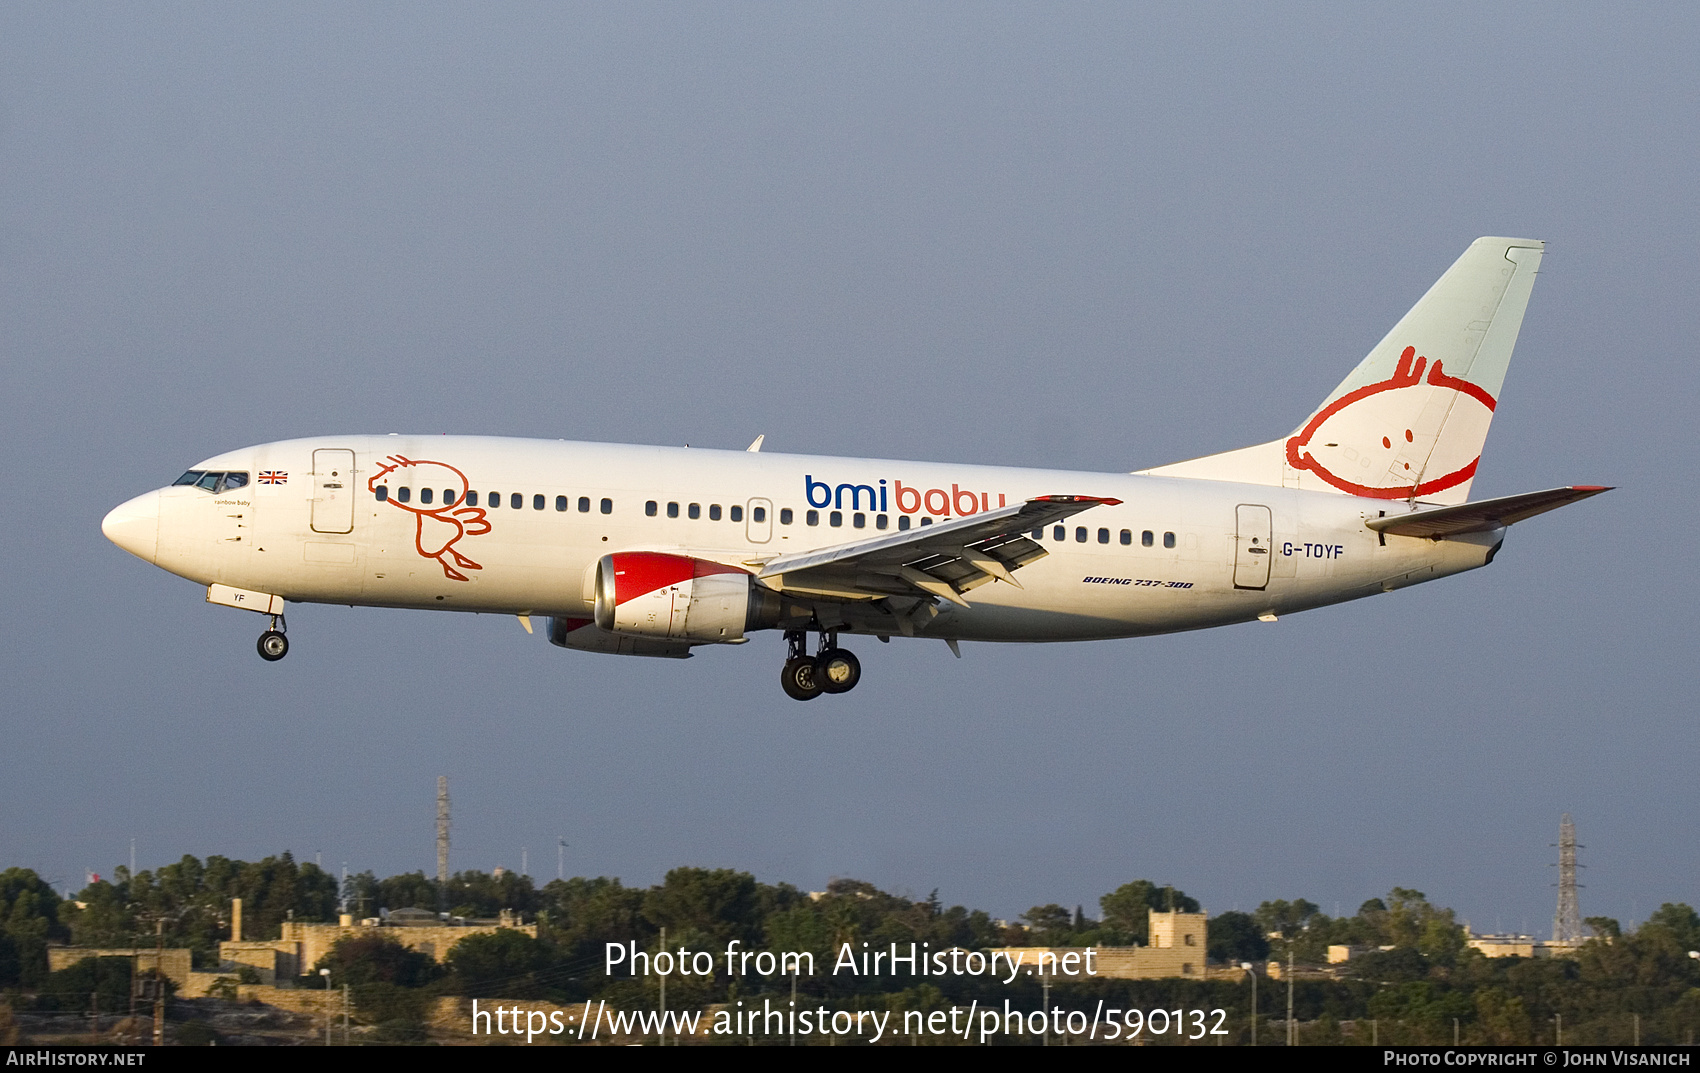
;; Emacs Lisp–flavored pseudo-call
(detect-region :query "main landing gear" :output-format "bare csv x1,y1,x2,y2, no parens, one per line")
780,628,862,701
256,614,289,662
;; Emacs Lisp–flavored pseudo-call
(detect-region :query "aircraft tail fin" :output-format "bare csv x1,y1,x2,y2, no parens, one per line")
1140,237,1545,504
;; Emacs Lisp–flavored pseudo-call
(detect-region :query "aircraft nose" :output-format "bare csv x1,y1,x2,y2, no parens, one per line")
102,490,161,562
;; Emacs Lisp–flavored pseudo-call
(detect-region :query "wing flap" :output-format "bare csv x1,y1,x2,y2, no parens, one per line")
760,495,1121,603
1366,485,1612,538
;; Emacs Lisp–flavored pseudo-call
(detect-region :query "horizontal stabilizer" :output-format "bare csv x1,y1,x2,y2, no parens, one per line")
1366,486,1612,538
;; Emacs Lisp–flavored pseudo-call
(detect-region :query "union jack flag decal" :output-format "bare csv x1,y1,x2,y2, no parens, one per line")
258,471,288,484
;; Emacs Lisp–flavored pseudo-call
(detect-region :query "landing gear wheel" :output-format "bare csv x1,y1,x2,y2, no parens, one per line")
257,630,289,662
815,648,861,694
781,656,823,701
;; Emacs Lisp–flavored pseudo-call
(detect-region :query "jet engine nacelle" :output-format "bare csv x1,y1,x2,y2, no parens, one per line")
594,552,780,643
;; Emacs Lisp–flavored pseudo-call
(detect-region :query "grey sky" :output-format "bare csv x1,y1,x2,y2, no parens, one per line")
2,3,1694,932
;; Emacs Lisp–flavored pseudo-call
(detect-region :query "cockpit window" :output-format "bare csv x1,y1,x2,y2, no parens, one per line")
174,470,251,493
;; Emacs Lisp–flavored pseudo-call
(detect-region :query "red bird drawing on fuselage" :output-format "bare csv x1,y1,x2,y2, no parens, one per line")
367,455,491,581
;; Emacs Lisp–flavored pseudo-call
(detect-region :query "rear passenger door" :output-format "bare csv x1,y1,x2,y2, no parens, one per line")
1233,503,1272,590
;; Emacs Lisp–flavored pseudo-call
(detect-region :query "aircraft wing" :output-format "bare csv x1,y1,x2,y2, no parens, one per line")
1366,485,1612,538
757,495,1122,606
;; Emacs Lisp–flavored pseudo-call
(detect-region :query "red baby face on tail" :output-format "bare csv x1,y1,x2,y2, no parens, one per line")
1285,347,1496,499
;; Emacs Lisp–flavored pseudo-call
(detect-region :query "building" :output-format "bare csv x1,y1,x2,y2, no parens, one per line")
987,909,1208,981
218,899,537,984
46,946,192,988
1466,932,1583,959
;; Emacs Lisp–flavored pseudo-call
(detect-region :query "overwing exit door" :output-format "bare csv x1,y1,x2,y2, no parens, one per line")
311,449,356,534
1234,504,1272,590
746,498,773,543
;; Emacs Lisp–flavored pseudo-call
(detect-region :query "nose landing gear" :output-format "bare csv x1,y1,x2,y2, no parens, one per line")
257,614,289,662
780,628,861,701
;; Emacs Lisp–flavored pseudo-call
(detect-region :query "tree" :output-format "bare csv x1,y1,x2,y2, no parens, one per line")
1254,898,1320,940
39,956,140,1014
1206,910,1270,963
315,933,439,989
538,877,648,958
1641,904,1700,951
0,868,67,988
1584,916,1621,939
642,868,762,947
443,870,539,919
1099,881,1199,945
1020,904,1074,945
445,930,546,998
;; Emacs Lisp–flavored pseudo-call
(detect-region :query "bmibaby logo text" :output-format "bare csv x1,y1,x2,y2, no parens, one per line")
805,475,1007,517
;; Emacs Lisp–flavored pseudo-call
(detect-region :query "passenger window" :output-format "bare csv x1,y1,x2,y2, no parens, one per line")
488,491,499,508
510,493,522,510
1075,527,1087,543
1098,528,1110,544
709,504,722,521
221,473,249,491
1053,525,1065,541
398,487,412,503
1120,529,1131,545
689,503,701,520
578,497,591,513
1142,530,1153,547
558,496,570,512
1030,529,1043,540
919,517,933,526
853,513,866,529
196,472,221,492
445,489,459,506
375,486,389,502
174,471,204,487
875,514,888,530
730,505,743,522
751,506,765,523
898,516,911,531
533,494,544,511
420,488,434,505
830,511,843,527
668,502,680,518
466,491,478,507
1164,531,1176,549
806,510,819,526
645,501,658,517
600,498,612,515
779,508,792,525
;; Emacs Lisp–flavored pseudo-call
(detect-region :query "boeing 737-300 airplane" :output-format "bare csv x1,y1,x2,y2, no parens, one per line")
103,237,1608,699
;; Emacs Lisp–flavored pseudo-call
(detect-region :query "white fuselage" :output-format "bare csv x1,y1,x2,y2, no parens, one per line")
108,434,1498,643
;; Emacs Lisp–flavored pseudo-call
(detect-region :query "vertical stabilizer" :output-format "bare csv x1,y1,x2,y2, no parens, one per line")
1141,237,1544,504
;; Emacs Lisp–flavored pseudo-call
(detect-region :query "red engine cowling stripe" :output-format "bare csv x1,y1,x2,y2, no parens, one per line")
611,552,748,604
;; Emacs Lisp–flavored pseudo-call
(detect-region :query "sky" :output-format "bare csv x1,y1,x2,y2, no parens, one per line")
2,3,1695,936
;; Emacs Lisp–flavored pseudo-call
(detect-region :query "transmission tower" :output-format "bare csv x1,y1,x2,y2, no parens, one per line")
1552,813,1583,943
436,776,451,911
